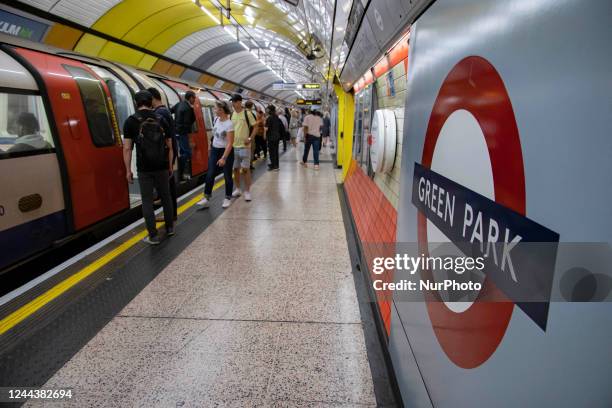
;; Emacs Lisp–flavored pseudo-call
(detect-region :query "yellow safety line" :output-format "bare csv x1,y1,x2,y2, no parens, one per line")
0,178,225,336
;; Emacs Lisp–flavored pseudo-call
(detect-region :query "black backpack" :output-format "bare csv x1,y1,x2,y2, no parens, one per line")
135,112,168,169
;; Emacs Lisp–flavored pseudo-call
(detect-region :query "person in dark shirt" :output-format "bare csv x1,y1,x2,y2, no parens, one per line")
148,87,178,222
172,91,196,180
322,111,331,149
264,105,282,171
123,90,174,245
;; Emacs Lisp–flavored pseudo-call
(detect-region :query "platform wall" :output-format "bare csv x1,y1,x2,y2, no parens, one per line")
392,0,612,407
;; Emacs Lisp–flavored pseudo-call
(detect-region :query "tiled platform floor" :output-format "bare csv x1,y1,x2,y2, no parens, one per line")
28,146,376,407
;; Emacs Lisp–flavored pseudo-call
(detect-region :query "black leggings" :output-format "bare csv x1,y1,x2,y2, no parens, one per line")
255,135,266,157
204,147,234,198
268,138,279,168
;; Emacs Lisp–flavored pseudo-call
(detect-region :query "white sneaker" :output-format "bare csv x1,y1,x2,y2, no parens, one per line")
222,198,232,208
232,188,241,198
244,191,252,201
196,197,210,209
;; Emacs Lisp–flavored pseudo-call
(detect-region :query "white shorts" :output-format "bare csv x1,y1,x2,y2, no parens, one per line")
233,147,251,169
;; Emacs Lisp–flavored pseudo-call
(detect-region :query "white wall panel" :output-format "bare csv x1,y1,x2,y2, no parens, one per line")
165,27,228,63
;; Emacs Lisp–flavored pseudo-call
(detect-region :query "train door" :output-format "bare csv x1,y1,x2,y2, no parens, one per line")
0,49,67,271
198,91,216,145
161,79,208,176
85,64,141,208
12,47,128,231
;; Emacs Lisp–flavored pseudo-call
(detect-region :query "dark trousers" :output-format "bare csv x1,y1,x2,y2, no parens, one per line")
169,172,177,218
255,135,266,158
302,135,321,165
268,138,279,169
138,170,174,238
204,146,234,199
177,133,192,178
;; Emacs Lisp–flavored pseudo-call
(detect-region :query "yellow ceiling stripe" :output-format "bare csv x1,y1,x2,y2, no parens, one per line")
69,0,308,91
122,3,202,45
92,0,187,37
137,54,158,70
73,34,108,57
98,42,146,66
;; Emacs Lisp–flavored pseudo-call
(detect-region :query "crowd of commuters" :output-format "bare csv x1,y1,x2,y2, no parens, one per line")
122,89,331,245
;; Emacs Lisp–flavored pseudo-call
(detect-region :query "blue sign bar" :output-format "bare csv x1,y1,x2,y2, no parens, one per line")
412,162,560,329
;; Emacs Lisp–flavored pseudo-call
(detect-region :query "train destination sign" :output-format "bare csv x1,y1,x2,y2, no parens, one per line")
272,83,321,91
296,98,321,105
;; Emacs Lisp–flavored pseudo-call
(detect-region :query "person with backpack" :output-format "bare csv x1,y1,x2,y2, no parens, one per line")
172,90,196,180
265,105,283,171
230,94,256,201
148,87,178,222
123,90,175,245
197,101,235,209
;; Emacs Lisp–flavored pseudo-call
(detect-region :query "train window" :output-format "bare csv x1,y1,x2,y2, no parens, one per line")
202,106,213,129
151,78,180,108
86,65,135,136
63,65,115,147
0,92,54,158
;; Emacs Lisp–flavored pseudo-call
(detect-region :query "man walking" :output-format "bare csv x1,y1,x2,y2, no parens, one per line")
173,90,196,180
123,90,175,245
230,94,256,201
301,109,324,170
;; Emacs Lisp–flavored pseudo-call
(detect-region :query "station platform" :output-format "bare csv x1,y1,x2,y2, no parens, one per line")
0,146,397,407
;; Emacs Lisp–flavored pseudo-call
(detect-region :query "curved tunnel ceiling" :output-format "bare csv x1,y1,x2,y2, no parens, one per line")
20,0,339,102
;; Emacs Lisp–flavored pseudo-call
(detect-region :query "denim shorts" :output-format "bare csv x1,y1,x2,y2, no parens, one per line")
233,147,251,169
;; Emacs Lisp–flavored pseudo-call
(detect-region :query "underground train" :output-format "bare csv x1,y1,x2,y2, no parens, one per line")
0,39,269,272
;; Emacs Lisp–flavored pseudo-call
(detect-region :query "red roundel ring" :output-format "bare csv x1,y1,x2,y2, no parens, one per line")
418,56,525,369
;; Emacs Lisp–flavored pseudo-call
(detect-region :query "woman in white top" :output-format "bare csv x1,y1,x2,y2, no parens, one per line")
198,101,235,209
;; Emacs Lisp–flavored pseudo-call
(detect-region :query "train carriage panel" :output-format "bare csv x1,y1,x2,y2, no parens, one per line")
0,49,67,270
13,47,129,231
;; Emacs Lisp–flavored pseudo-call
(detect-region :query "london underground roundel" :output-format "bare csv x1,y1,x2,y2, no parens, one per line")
418,56,525,369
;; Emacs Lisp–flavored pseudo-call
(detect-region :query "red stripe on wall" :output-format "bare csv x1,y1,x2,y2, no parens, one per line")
344,160,397,336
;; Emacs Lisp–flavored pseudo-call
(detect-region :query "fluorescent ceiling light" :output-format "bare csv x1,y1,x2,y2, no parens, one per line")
201,5,221,24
